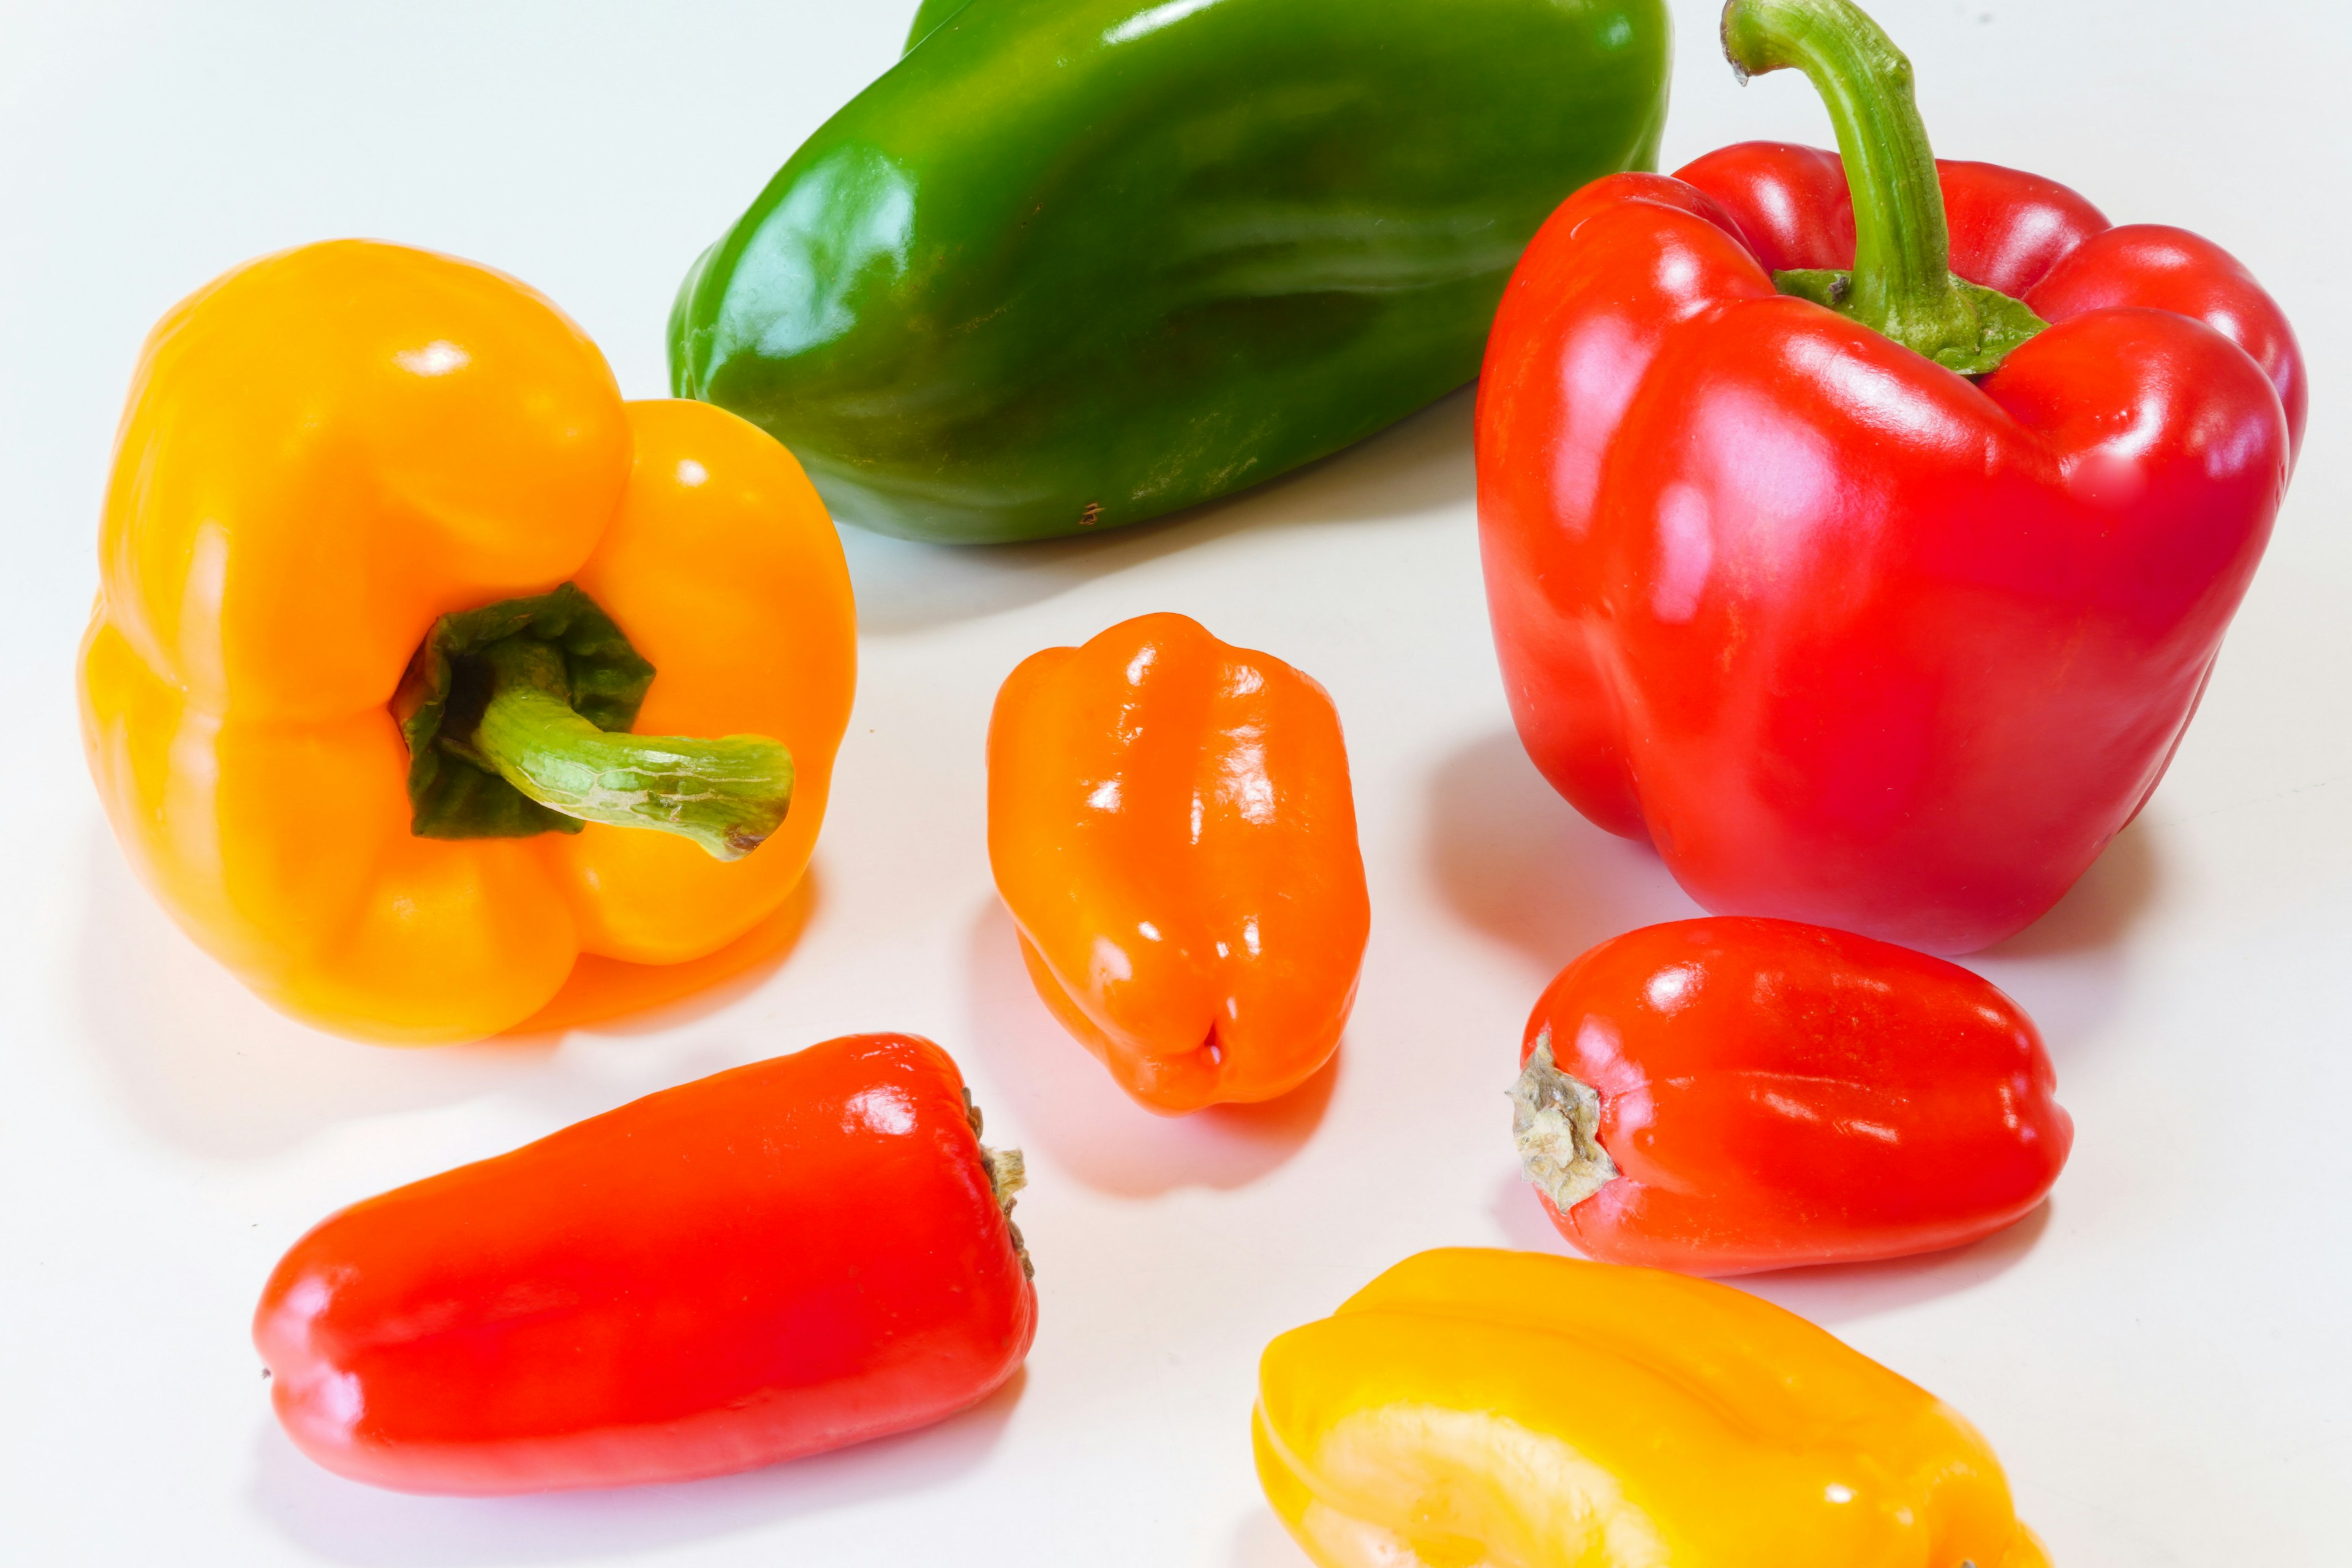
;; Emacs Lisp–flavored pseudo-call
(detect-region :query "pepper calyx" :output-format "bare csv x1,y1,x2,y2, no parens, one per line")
1723,0,2047,374
967,1087,1035,1280
1509,1035,1621,1213
1773,268,2048,375
396,582,793,861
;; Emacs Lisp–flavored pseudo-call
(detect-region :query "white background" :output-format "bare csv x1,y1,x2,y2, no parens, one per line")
4,1,2346,1562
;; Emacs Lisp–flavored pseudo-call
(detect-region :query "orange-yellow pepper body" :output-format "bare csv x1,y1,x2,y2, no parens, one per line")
987,612,1369,1113
1256,1248,2050,1567
79,241,856,1043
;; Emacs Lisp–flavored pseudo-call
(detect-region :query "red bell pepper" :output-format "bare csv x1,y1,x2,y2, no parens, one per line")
255,1035,1036,1494
1512,917,2071,1276
1476,0,2302,954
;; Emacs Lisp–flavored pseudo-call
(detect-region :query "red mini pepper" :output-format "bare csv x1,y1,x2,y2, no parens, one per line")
1512,917,2071,1276
1477,0,2302,954
255,1034,1035,1494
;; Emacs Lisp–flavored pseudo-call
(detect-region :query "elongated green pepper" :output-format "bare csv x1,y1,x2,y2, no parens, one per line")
671,0,1671,543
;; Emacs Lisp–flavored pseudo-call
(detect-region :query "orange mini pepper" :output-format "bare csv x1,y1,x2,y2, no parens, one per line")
987,612,1369,1113
79,241,855,1043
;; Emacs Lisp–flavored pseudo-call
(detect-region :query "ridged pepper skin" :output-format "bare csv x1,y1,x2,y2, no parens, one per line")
988,612,1368,1113
1673,140,2309,453
1512,918,2072,1276
78,241,856,1042
255,1034,1036,1495
1256,1248,2049,1567
670,0,1670,543
1476,0,2301,954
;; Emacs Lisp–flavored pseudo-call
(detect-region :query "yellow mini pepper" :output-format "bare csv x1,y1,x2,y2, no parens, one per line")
80,241,855,1043
1256,1249,2049,1567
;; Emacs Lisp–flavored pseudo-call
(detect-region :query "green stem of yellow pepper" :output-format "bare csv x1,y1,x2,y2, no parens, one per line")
462,636,793,862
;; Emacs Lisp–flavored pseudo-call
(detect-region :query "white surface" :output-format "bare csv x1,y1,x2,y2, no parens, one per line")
3,1,2347,1562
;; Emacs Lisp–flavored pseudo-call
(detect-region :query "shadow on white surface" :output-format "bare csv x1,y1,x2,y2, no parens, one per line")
1738,1202,2057,1329
1972,823,2155,1071
1491,1161,2057,1330
248,1370,1027,1565
1228,1508,1314,1567
962,900,1336,1197
1423,729,1703,979
1486,1163,1575,1254
499,867,824,1044
1430,729,2150,1066
1988,821,2162,960
72,829,562,1159
843,386,1477,635
70,827,809,1160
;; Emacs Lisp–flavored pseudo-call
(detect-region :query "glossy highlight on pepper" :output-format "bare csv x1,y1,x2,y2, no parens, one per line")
672,0,1671,542
989,612,1368,1112
255,1034,1036,1494
1476,0,2301,952
78,241,856,1042
1256,1248,2050,1567
1513,917,2072,1275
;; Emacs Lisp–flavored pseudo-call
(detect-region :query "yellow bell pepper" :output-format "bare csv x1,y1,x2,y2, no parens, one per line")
1255,1248,2049,1567
79,241,855,1044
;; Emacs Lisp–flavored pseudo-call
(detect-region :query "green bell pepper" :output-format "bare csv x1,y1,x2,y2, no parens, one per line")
671,0,1671,543
905,0,974,50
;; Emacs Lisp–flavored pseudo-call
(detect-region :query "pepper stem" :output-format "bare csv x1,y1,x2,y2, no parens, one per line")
1509,1036,1621,1213
464,637,793,862
1720,0,2046,374
965,1088,1035,1281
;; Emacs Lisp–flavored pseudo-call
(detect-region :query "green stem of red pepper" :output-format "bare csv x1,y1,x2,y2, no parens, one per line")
1720,0,2046,374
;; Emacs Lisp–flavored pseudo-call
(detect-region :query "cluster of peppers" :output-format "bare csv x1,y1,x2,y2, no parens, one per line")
78,0,2299,1559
